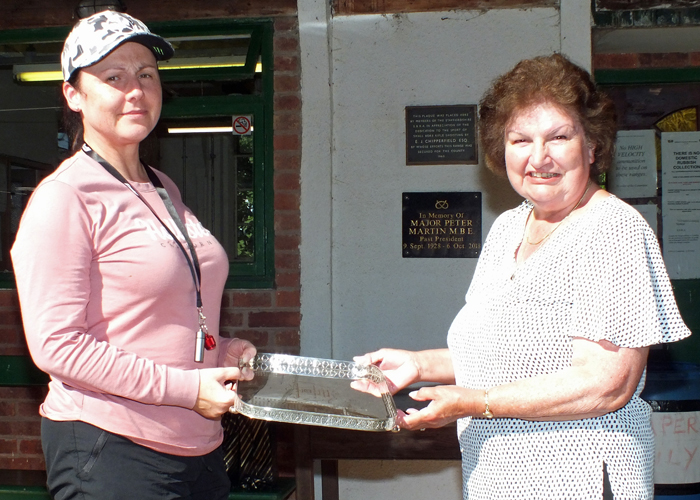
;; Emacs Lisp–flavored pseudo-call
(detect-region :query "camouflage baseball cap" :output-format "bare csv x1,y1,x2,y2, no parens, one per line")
61,11,174,82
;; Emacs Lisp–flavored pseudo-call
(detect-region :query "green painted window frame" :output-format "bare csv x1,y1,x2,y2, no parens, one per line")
595,66,700,364
0,18,275,289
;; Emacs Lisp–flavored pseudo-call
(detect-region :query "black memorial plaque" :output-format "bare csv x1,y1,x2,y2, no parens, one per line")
406,105,478,165
402,192,481,258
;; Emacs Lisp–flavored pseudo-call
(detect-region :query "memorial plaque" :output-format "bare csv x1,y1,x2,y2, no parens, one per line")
402,192,481,258
406,105,478,165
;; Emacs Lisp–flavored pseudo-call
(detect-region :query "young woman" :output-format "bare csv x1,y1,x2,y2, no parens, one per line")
11,11,256,499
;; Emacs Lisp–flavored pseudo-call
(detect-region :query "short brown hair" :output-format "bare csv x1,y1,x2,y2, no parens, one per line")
478,53,617,180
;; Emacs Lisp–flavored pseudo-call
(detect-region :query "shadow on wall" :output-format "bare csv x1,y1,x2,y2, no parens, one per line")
477,161,524,216
338,460,463,500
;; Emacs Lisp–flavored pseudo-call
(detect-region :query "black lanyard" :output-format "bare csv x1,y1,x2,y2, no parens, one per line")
82,143,215,361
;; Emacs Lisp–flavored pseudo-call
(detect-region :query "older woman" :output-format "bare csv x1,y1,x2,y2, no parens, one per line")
11,11,255,500
357,54,691,499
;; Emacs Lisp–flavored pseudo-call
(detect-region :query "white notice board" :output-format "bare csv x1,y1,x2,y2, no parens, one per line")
609,130,658,198
651,411,700,484
661,132,700,279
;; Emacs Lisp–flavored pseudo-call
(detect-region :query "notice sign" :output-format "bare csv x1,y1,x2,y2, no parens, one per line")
609,129,658,198
232,115,253,136
402,192,481,258
651,410,700,485
405,105,477,165
661,132,700,279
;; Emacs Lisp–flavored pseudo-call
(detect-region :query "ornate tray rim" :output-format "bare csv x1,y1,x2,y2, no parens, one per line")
233,353,398,432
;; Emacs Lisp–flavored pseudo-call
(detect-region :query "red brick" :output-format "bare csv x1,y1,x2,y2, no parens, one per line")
274,234,300,251
0,311,22,326
652,53,689,67
661,53,688,67
274,55,299,73
274,330,300,348
274,94,302,111
218,330,234,340
274,17,298,33
638,52,689,68
220,292,232,309
274,113,301,133
273,172,301,191
0,456,45,470
274,252,300,271
274,75,301,93
231,291,272,308
274,36,299,53
0,345,31,356
219,312,244,327
276,290,300,308
592,53,639,70
0,439,17,454
273,152,301,172
17,402,41,417
248,312,300,328
274,212,301,232
690,52,700,67
232,330,269,346
0,386,47,400
275,272,300,288
0,402,15,417
0,420,41,437
0,328,21,345
273,133,300,151
0,291,19,308
19,438,43,455
275,192,300,211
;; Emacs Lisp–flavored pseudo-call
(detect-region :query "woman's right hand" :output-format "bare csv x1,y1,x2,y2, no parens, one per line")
193,366,245,420
354,348,420,394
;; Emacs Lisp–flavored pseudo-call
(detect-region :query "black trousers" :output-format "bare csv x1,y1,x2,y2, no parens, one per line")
42,418,230,500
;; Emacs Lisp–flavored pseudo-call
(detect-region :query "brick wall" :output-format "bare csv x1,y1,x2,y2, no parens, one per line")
594,52,700,69
0,14,302,472
220,16,302,355
0,291,45,470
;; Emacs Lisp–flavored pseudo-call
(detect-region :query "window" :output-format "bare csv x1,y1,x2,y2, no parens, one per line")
0,19,274,288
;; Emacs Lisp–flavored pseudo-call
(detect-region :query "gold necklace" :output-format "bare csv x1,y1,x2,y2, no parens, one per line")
524,181,591,246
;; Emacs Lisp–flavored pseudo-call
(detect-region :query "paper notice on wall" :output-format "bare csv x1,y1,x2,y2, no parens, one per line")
661,132,700,279
609,130,658,198
651,411,700,484
632,204,658,235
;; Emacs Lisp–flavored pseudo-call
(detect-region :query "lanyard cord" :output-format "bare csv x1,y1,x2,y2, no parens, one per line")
82,143,203,308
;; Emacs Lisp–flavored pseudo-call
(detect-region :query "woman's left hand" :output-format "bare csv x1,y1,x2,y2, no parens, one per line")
398,385,479,431
222,339,257,381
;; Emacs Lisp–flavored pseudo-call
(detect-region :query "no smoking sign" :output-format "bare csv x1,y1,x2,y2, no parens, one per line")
232,116,253,136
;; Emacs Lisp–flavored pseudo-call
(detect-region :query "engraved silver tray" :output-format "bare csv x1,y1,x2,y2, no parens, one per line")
232,353,398,432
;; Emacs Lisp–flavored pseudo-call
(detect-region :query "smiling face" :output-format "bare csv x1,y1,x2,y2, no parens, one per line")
63,42,162,151
504,102,595,218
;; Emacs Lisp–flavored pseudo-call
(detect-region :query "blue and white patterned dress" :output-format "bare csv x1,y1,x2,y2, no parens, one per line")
447,196,691,500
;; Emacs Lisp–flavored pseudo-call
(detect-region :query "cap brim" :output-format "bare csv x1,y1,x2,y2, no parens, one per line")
127,33,174,61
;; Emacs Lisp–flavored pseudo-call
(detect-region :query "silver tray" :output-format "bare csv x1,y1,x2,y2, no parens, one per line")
232,353,398,431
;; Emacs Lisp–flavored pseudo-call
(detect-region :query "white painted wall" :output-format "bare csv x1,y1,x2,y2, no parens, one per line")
298,3,591,499
338,460,463,498
301,8,562,360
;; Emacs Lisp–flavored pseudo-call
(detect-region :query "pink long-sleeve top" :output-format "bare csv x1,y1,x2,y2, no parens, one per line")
11,150,233,456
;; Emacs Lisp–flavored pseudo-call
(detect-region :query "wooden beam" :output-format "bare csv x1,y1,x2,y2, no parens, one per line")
0,0,297,30
334,0,558,16
596,0,700,10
